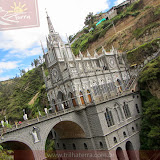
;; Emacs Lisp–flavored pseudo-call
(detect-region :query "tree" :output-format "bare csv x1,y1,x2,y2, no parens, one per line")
84,12,94,26
0,122,12,140
34,59,39,68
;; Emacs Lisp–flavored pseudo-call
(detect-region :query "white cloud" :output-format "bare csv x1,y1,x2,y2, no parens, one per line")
0,0,109,52
0,61,19,70
114,0,125,5
0,0,110,81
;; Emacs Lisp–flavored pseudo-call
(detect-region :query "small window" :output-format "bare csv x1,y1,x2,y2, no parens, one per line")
84,143,88,150
73,143,76,150
132,127,135,132
114,137,117,143
57,143,59,148
137,95,139,98
63,143,66,150
135,104,140,113
123,131,127,138
100,142,103,149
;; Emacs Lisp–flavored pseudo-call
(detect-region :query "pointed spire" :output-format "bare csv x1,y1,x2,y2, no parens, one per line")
87,50,91,58
45,9,55,33
102,46,106,55
94,49,98,57
79,50,83,58
40,41,45,55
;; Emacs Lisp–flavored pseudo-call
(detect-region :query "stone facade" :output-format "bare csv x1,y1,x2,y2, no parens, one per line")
0,13,141,160
42,13,142,160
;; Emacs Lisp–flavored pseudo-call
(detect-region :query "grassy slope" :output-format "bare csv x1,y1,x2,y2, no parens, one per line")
71,0,160,57
0,65,48,123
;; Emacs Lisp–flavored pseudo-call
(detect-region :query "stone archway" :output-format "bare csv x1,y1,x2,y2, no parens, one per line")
45,120,86,158
1,141,35,160
126,141,137,160
116,147,125,160
53,121,85,139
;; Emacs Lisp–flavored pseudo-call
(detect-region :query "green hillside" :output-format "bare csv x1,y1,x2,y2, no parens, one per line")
0,64,48,123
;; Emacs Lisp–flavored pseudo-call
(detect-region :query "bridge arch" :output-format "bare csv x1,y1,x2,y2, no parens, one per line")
44,120,86,141
43,118,86,152
0,139,36,160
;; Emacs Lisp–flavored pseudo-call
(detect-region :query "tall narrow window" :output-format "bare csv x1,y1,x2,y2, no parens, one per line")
63,143,66,150
135,104,140,113
105,108,115,127
73,143,76,150
100,142,103,149
87,90,92,103
57,143,59,149
84,143,88,150
80,91,85,105
123,102,131,119
114,137,117,143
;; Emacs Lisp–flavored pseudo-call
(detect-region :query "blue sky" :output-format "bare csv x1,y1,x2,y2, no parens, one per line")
0,0,124,81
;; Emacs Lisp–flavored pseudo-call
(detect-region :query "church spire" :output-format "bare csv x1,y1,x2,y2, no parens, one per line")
46,9,55,33
40,41,45,55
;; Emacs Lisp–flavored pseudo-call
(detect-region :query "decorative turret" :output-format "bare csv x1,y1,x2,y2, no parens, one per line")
46,10,55,34
94,49,98,58
87,50,91,58
40,41,45,55
102,46,106,55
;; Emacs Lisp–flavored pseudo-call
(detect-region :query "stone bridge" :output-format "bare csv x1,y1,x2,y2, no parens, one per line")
0,49,159,160
0,107,91,160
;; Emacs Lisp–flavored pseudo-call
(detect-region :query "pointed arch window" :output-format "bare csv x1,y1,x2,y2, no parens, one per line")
87,90,92,103
123,102,131,119
105,108,115,127
80,91,85,105
69,92,77,107
114,137,117,143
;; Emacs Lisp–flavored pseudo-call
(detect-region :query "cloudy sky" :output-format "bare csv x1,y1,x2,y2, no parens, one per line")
0,0,124,81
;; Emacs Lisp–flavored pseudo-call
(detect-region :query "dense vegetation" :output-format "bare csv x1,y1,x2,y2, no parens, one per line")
138,56,160,158
0,64,48,124
71,0,150,55
127,38,160,64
